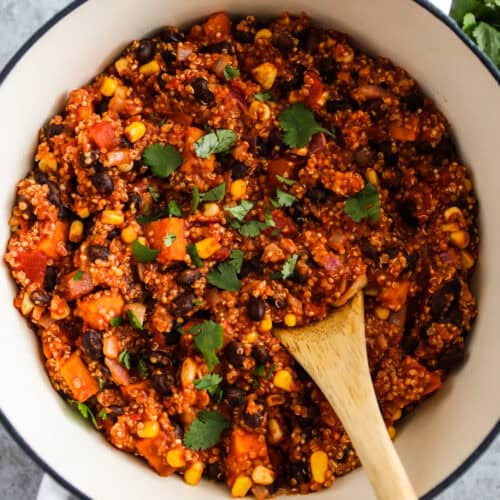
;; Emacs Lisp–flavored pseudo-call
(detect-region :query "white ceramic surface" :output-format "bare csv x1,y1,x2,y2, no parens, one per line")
0,1,498,499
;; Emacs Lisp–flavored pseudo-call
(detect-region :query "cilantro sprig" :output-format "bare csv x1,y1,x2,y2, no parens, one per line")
223,65,240,80
254,92,273,102
272,188,297,208
190,321,224,370
225,200,254,221
71,400,97,428
183,410,229,450
344,183,380,223
194,373,223,395
279,103,334,148
208,262,241,291
187,243,203,268
143,143,183,178
118,349,131,370
272,254,299,280
194,129,237,158
168,200,182,217
131,240,160,263
192,183,226,213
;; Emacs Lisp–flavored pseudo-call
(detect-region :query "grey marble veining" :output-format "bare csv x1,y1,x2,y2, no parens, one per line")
0,0,498,499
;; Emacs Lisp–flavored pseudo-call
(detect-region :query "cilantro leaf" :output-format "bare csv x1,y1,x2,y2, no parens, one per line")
344,183,380,223
131,240,160,263
208,262,241,291
223,64,240,80
127,310,143,330
225,200,254,221
238,220,268,237
143,143,183,178
264,206,275,228
164,233,176,247
110,316,122,327
148,185,160,202
138,358,148,378
71,400,97,427
191,186,201,214
229,249,244,273
276,174,297,186
97,377,104,391
273,254,299,280
187,243,203,268
279,103,333,148
97,409,109,420
118,349,131,370
194,373,223,395
194,129,237,158
137,209,169,225
168,200,182,217
190,320,224,370
72,270,84,281
183,410,229,450
254,92,273,102
272,188,297,208
253,364,266,377
200,182,226,202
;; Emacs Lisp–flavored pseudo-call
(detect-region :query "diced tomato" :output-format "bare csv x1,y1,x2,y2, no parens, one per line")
136,432,174,477
304,71,325,110
15,251,48,284
145,217,187,264
88,122,117,150
60,271,94,300
60,352,99,402
270,209,298,236
379,281,410,311
38,221,67,259
267,159,296,188
202,12,231,40
389,115,420,142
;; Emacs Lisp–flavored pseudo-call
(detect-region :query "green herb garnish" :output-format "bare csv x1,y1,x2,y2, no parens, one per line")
276,175,297,186
273,254,299,280
191,186,201,214
344,183,380,223
143,143,183,178
192,183,226,213
194,373,223,395
168,200,182,217
97,409,109,420
164,233,176,247
208,262,241,291
190,321,224,371
272,188,297,208
127,310,143,330
118,349,131,370
137,209,169,225
223,64,240,80
131,240,160,263
229,249,244,273
72,270,84,281
183,410,229,450
148,185,160,202
279,103,334,148
264,206,276,228
238,220,268,238
254,92,273,102
71,401,97,427
194,129,237,158
225,199,254,221
138,358,148,378
97,377,104,391
187,243,203,268
110,316,123,327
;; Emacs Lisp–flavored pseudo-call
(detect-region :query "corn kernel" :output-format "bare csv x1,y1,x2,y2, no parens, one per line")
245,332,258,343
249,101,271,121
140,60,160,76
38,153,58,173
230,179,247,199
231,475,253,497
203,202,220,217
102,210,124,225
291,146,308,156
100,77,118,97
284,314,296,327
137,420,159,439
366,168,378,186
255,28,272,40
460,250,475,269
121,226,137,244
310,451,328,483
288,90,302,103
77,207,90,219
375,306,390,320
21,293,34,316
252,465,275,485
195,237,221,259
444,206,462,221
392,407,402,421
464,178,473,192
166,449,186,468
114,57,129,75
125,121,146,143
273,369,293,391
184,462,204,486
69,220,84,243
137,236,147,246
117,162,134,173
268,418,284,444
260,317,273,332
441,222,460,232
450,230,470,249
388,426,397,440
252,62,278,90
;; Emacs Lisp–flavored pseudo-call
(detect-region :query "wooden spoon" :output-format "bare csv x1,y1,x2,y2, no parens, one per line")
275,292,417,500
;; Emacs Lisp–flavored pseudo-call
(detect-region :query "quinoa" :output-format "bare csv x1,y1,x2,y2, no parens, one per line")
5,12,478,498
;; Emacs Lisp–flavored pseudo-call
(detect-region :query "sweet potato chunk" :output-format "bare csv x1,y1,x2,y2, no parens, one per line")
145,217,186,264
136,432,174,477
38,221,67,259
59,271,94,300
75,290,124,330
60,352,99,402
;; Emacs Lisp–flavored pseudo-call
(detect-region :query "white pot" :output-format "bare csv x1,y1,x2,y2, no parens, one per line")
0,1,498,499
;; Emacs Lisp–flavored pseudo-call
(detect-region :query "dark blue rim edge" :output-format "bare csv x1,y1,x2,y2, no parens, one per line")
0,0,498,499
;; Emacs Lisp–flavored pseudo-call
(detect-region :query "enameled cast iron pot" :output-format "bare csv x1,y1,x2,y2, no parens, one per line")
0,1,498,498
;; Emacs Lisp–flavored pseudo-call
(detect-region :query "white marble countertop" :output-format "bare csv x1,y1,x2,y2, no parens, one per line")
0,0,498,499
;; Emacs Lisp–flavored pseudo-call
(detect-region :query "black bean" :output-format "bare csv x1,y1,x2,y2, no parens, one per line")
435,137,457,163
231,162,249,179
318,58,337,84
326,99,358,113
108,405,124,417
399,199,419,227
234,28,254,44
406,251,419,272
174,292,196,316
443,300,463,325
438,349,465,371
271,297,287,309
170,416,184,438
148,350,172,367
82,329,103,360
34,170,49,185
378,141,399,166
94,98,109,115
106,228,121,242
86,245,110,262
45,123,64,138
289,202,306,225
354,146,375,168
247,297,266,321
204,462,223,481
255,137,270,157
243,407,264,428
224,385,247,407
360,238,378,260
192,78,215,105
161,49,176,67
252,345,269,364
273,33,294,52
200,41,233,53
277,65,305,93
402,334,419,355
126,192,142,211
385,247,400,259
404,90,424,112
30,290,50,306
46,182,61,208
298,28,320,52
136,40,155,64
306,185,328,203
289,462,311,484
176,269,201,286
44,266,58,292
364,98,385,121
240,257,263,278
91,170,114,195
268,127,283,151
159,28,184,44
165,329,181,345
224,341,245,368
151,373,173,396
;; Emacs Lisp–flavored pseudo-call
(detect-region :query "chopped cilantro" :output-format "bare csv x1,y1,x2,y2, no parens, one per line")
238,220,268,238
272,188,297,208
223,64,240,80
164,233,176,247
191,183,226,213
118,349,131,370
273,254,299,280
194,129,237,158
97,409,109,420
143,143,183,178
208,262,241,291
148,185,160,202
229,249,244,273
194,373,223,395
191,186,201,214
138,358,148,378
131,240,160,263
72,270,84,281
190,321,224,371
127,310,143,330
137,209,169,225
110,316,122,327
253,364,266,377
97,377,104,391
183,410,229,450
225,199,254,221
168,200,182,217
271,228,281,237
344,183,380,223
254,91,273,102
71,400,97,428
276,174,297,186
279,103,333,148
264,206,276,228
187,243,203,268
